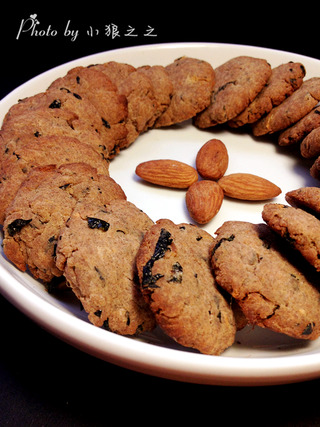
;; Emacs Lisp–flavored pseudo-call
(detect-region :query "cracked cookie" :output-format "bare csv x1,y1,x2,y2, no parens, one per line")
194,56,271,128
0,134,110,225
229,62,305,128
55,199,155,335
2,163,126,282
262,203,320,272
136,219,236,355
252,77,320,136
154,56,215,128
211,221,320,340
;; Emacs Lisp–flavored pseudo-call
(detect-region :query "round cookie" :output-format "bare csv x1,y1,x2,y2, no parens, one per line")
278,106,320,146
286,187,320,216
0,134,110,224
55,199,156,336
228,62,305,128
136,218,236,355
194,56,271,128
262,203,320,272
300,126,320,158
252,77,320,136
154,56,215,128
48,66,128,156
211,221,320,340
2,163,126,282
2,87,116,158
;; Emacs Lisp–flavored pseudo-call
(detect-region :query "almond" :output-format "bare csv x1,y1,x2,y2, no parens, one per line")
135,159,198,189
218,173,281,200
196,139,229,180
186,180,224,224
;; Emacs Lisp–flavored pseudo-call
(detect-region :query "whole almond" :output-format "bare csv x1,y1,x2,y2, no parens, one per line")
135,159,198,188
186,180,224,224
196,139,229,180
218,173,281,200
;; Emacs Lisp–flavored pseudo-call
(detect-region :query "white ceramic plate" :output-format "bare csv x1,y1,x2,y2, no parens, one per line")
1,42,320,386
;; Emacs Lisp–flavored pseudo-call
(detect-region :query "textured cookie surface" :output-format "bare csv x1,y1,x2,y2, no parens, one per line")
2,163,126,282
229,62,305,127
194,56,271,128
55,200,155,335
252,77,320,136
0,134,110,224
278,106,320,146
262,203,320,272
154,56,215,128
286,187,320,216
136,219,236,355
300,127,320,158
211,221,320,340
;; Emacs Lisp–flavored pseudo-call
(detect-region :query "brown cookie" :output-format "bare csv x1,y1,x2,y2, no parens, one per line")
2,163,126,282
229,62,305,127
2,87,116,158
48,66,128,156
262,203,320,271
278,106,320,146
55,199,155,336
154,56,215,128
211,221,320,340
0,134,110,224
252,77,320,136
310,156,320,180
136,219,236,355
194,56,271,128
285,187,320,216
300,126,320,158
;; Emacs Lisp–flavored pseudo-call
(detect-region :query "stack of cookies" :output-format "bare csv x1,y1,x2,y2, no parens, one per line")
1,53,320,356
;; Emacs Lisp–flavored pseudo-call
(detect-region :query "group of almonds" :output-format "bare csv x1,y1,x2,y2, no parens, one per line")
135,138,282,224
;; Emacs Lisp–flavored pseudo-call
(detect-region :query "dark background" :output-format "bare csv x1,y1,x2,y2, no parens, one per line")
1,5,320,426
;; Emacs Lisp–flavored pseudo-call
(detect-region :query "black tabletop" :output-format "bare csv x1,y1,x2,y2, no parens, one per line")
1,6,320,426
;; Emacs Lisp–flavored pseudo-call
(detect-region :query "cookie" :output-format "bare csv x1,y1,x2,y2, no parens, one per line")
278,106,320,146
0,134,110,224
136,219,236,355
48,66,128,156
2,87,116,158
91,61,136,86
300,126,320,158
55,199,155,336
154,56,215,128
252,77,320,136
262,203,320,272
229,62,305,128
211,221,320,340
310,156,320,179
2,163,126,282
194,56,271,128
285,187,320,216
0,106,105,159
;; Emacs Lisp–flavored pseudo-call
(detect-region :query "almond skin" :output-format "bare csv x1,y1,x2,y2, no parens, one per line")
135,159,199,189
218,173,281,200
196,139,229,180
186,180,224,224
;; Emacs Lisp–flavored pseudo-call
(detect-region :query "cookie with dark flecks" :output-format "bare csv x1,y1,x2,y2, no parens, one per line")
135,218,236,355
2,163,126,282
55,199,155,336
300,126,320,158
0,134,110,225
285,187,320,216
154,56,215,128
229,62,305,128
252,77,320,136
48,66,128,156
278,106,320,146
2,87,116,158
0,106,105,159
194,56,271,128
262,203,320,272
211,220,320,340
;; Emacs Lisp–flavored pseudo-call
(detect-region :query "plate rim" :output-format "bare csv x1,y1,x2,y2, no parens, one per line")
1,41,320,386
